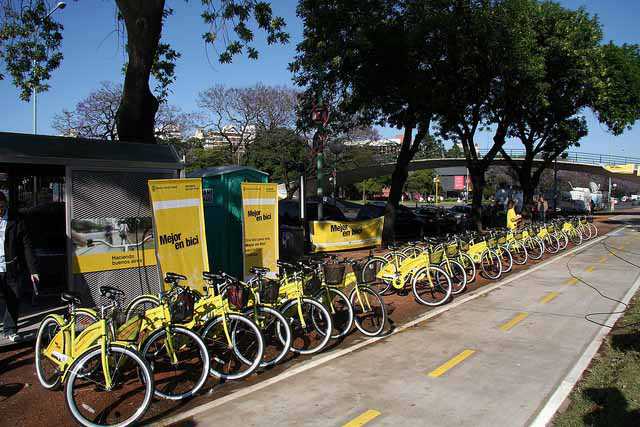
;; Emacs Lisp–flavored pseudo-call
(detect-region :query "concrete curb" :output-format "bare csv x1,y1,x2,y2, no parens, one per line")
154,227,620,427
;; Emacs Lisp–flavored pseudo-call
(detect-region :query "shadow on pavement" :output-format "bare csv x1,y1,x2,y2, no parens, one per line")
0,383,24,402
582,387,640,427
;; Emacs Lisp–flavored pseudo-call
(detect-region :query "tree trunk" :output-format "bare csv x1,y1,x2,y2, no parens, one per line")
115,0,165,143
383,126,416,243
469,167,485,231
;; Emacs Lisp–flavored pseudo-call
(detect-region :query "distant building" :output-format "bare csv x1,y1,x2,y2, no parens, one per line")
343,134,404,158
194,125,256,152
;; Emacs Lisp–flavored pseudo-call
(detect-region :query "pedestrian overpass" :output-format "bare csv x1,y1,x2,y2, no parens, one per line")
336,149,640,185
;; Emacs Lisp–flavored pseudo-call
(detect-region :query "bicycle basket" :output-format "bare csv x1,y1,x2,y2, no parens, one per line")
226,282,249,310
547,225,554,233
429,248,444,264
446,244,458,257
169,291,195,323
259,279,281,304
359,261,380,283
323,264,346,286
303,275,321,295
515,232,523,240
497,234,507,245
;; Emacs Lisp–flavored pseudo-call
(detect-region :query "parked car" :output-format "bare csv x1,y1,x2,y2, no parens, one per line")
448,205,472,229
356,202,424,239
414,205,458,235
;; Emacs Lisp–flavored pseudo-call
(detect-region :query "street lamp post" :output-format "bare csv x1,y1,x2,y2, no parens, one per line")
32,1,66,134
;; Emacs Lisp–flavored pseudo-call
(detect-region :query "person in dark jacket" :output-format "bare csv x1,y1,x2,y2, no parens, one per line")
0,191,39,341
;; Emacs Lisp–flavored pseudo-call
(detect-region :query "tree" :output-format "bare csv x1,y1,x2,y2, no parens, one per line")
1,1,288,142
446,143,464,158
244,127,310,198
197,83,298,164
52,81,194,141
405,169,434,195
434,0,543,230
292,0,453,241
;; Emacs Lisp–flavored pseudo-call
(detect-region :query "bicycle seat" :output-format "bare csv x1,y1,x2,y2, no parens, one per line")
202,271,225,282
61,291,82,305
99,286,124,299
277,259,295,269
165,272,187,282
250,266,270,275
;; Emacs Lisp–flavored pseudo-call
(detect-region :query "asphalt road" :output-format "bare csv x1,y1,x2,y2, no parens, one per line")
163,219,640,427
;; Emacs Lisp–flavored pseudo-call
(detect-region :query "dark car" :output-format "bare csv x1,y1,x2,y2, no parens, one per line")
414,205,458,235
356,202,424,239
448,205,472,230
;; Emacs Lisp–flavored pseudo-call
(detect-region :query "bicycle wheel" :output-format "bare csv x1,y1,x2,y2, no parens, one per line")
525,237,544,260
242,306,291,368
588,223,598,238
313,287,353,339
498,247,513,273
439,260,467,295
384,251,408,262
556,232,569,250
457,252,477,283
400,245,421,258
544,234,560,254
412,266,452,306
35,315,64,390
141,326,209,400
361,256,394,295
507,241,528,265
568,228,582,245
65,344,154,427
580,224,592,240
280,298,333,355
480,249,502,280
349,286,386,337
125,295,160,321
201,314,264,381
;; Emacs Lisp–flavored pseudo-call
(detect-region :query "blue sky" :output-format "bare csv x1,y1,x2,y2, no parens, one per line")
0,0,638,157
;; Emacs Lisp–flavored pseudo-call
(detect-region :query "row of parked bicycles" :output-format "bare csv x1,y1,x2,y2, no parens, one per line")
33,216,597,427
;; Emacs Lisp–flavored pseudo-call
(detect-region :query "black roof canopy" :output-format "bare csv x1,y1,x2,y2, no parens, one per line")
0,132,182,170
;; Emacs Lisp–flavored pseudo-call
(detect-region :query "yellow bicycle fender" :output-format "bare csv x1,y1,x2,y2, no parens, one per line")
42,314,68,368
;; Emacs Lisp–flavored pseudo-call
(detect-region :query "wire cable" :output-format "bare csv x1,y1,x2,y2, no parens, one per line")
565,234,640,330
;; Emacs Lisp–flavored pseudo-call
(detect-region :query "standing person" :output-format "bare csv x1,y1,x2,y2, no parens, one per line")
118,221,129,246
0,192,39,342
538,195,548,223
506,199,522,231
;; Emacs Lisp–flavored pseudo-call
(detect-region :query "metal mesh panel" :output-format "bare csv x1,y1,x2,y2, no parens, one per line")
71,171,170,218
73,266,161,308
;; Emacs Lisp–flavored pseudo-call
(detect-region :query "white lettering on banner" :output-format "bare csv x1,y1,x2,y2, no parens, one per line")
153,199,201,210
312,238,381,249
243,198,277,206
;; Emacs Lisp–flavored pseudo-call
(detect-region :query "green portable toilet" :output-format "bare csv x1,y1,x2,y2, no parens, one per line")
187,166,269,278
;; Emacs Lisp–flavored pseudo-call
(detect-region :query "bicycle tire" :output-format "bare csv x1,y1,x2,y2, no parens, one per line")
349,286,386,337
202,314,264,380
65,344,154,427
568,228,582,245
480,249,502,280
141,326,210,400
125,295,160,321
279,298,333,355
588,223,598,238
35,315,65,390
457,252,477,283
498,247,513,273
242,305,291,368
507,241,528,265
412,266,452,306
439,260,467,295
526,237,544,260
361,256,394,295
544,234,560,254
313,287,353,339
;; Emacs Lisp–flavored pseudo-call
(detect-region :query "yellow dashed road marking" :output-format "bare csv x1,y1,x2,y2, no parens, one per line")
599,256,607,263
540,291,560,304
342,409,380,427
585,265,595,273
428,349,476,378
343,410,381,427
500,312,529,332
565,277,579,285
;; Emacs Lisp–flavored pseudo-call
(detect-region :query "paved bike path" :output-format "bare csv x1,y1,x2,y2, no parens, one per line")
164,225,640,427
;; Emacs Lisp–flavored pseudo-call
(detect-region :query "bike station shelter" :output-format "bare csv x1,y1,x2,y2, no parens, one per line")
0,132,183,306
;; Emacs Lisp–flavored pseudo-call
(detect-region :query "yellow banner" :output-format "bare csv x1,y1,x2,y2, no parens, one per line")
310,217,384,253
71,217,157,274
604,164,636,175
241,183,279,278
148,178,209,292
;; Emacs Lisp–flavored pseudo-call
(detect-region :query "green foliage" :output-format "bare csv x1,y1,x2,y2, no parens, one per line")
201,0,289,63
405,170,434,194
185,146,233,172
446,143,464,158
358,176,389,197
0,0,64,100
596,43,640,136
244,127,309,196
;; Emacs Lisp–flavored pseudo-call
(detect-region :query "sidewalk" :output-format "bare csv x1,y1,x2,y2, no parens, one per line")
160,221,640,426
